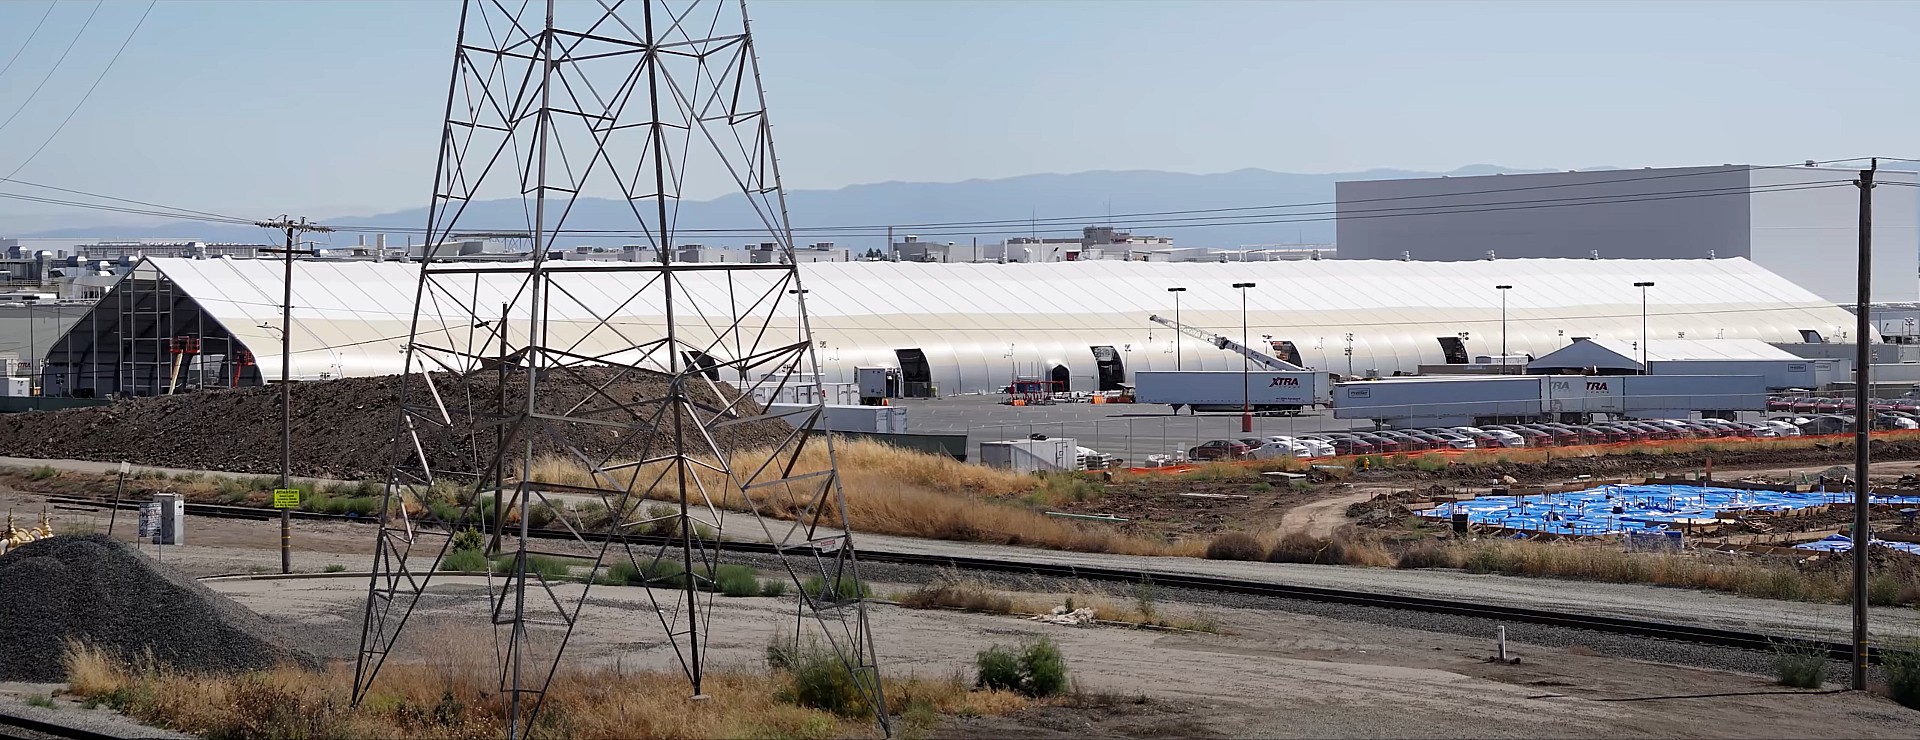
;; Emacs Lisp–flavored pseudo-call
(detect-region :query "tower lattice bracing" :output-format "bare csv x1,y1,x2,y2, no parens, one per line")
349,1,887,736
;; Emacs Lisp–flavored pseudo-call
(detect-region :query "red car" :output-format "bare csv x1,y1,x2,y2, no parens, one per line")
1187,439,1249,460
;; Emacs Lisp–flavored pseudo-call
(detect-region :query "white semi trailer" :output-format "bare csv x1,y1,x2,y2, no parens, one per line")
1133,370,1331,414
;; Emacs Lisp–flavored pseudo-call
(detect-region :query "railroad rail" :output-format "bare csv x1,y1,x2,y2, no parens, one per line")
48,495,1876,663
0,709,128,740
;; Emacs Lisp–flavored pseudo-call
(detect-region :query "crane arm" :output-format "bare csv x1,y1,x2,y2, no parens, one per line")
1147,314,1306,371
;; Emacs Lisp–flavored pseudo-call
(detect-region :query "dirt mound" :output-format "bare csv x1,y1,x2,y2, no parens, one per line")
0,535,316,681
0,367,789,479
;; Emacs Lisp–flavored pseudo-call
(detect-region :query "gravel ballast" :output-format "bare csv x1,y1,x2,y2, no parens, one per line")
0,535,316,681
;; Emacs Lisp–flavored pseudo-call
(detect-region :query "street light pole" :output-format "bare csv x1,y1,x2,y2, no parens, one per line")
1495,284,1512,373
1167,287,1186,370
1344,333,1354,378
1634,282,1655,375
1233,282,1256,433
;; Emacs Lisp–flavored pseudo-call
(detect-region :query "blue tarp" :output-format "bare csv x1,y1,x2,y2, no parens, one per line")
1791,533,1920,555
1416,484,1920,537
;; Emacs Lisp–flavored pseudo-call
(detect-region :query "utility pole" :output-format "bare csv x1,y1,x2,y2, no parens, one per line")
1851,159,1877,691
1496,284,1512,373
257,215,330,574
1167,287,1186,370
1233,282,1255,433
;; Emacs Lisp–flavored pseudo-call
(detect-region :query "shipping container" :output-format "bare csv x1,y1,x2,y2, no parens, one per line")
1133,370,1329,413
979,438,1079,473
766,403,909,433
1619,374,1766,418
1333,376,1545,426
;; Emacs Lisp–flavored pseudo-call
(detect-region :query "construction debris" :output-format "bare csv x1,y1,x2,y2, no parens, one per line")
1028,606,1097,626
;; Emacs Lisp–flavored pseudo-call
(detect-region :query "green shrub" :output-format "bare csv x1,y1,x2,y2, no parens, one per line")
527,502,559,529
715,565,761,597
441,548,489,573
804,575,873,602
1885,645,1920,709
1019,638,1070,697
1869,575,1903,606
323,564,347,573
1204,532,1266,561
600,561,641,586
491,554,574,581
777,642,872,718
451,528,484,553
974,645,1022,693
759,578,789,597
1771,639,1828,689
974,638,1070,698
24,694,54,709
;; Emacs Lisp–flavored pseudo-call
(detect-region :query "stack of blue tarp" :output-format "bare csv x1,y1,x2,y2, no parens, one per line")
1791,534,1920,556
1416,484,1920,537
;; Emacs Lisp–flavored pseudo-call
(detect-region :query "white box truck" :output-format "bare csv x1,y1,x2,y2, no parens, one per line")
979,438,1079,473
1133,371,1329,414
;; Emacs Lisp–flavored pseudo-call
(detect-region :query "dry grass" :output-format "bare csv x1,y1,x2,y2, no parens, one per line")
894,572,1220,633
1264,529,1395,567
526,438,1202,557
61,637,1028,740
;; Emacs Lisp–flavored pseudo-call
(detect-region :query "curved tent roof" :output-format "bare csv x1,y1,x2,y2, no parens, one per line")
91,256,1860,395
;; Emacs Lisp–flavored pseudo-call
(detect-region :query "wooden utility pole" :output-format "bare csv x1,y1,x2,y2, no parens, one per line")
257,216,329,574
1851,160,1877,690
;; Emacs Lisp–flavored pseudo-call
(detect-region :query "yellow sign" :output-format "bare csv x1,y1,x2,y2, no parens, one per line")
272,488,301,509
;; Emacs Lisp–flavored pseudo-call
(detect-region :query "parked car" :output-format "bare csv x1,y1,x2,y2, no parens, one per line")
1371,430,1433,452
1187,439,1249,460
1521,424,1581,446
1876,413,1920,430
1484,424,1553,447
1797,415,1854,435
1305,433,1374,456
1349,432,1403,453
1451,426,1524,448
1758,419,1803,437
1419,429,1479,450
1256,435,1334,458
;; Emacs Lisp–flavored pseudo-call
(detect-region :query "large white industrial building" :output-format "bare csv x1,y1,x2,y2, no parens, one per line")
1333,165,1920,304
41,255,1861,399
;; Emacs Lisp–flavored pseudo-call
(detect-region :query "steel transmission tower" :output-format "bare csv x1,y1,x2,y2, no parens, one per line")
350,1,888,736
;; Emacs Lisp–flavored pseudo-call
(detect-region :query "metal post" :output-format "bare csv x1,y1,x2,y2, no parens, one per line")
1634,282,1655,375
1852,159,1877,691
1234,282,1255,432
1167,287,1186,370
1495,284,1511,373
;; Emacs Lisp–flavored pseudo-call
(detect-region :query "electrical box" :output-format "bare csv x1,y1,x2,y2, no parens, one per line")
0,377,28,397
856,367,900,402
152,492,186,545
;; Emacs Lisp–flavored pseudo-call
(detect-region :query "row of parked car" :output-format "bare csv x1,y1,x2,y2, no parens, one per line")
1767,395,1920,414
1185,418,1806,460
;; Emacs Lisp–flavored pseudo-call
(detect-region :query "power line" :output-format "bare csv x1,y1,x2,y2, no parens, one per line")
0,1,58,82
2,0,158,181
0,175,248,223
0,0,103,137
0,190,253,225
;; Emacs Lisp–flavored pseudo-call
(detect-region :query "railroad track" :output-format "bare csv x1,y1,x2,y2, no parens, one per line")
49,495,1874,663
0,709,126,740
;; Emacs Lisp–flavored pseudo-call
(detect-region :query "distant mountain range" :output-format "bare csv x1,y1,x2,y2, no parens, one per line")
14,165,1561,250
19,161,1917,251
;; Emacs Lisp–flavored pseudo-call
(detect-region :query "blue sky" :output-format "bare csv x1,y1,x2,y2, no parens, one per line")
0,0,1916,225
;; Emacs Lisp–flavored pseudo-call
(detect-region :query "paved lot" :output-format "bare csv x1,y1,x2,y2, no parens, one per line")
895,394,1369,464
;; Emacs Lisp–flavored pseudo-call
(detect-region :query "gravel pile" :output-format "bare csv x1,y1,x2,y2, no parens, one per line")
0,535,317,681
0,367,789,479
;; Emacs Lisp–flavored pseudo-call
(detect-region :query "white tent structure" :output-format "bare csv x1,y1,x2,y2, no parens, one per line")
42,256,1864,398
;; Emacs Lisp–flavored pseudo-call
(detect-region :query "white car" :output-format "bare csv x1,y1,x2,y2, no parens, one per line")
1255,435,1333,458
1758,419,1802,437
1419,430,1477,450
1451,426,1524,448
